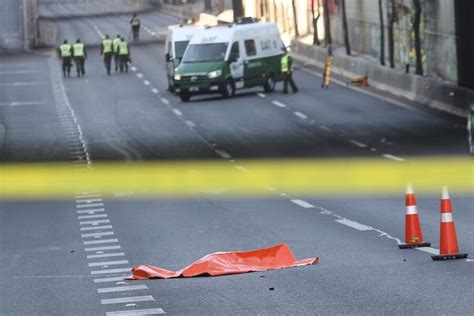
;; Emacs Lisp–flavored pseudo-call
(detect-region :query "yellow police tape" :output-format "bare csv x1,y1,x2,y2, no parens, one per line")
0,156,472,199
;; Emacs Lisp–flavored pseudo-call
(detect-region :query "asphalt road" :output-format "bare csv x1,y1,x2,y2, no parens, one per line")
0,2,473,315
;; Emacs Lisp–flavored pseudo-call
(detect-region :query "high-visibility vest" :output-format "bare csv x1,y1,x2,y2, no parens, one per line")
59,43,71,57
113,38,121,53
281,54,289,73
118,42,129,55
102,39,113,54
131,17,140,26
73,43,85,57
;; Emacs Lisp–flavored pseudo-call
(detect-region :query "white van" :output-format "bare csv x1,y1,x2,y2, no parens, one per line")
173,22,285,101
165,24,203,92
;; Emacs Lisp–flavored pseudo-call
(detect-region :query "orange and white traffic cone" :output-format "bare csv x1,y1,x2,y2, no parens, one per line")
432,187,468,260
399,185,431,249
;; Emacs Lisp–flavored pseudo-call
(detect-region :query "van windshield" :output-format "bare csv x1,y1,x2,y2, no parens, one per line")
182,43,228,63
174,41,189,59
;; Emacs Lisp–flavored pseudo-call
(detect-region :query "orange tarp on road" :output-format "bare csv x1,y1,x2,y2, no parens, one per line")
130,244,319,280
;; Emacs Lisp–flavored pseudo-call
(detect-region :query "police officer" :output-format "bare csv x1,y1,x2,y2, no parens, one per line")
72,38,87,77
58,39,72,77
112,34,122,72
101,35,113,75
118,37,131,73
281,47,298,94
130,13,141,41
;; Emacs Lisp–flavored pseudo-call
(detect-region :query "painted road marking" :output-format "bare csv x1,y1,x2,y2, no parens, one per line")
185,120,196,128
416,247,439,255
80,225,112,231
144,80,150,86
349,140,368,148
257,93,266,98
85,245,121,252
382,154,406,161
0,101,46,106
87,253,125,259
93,276,128,283
0,69,42,75
80,219,110,225
215,149,231,159
88,260,129,267
171,108,182,116
272,100,287,108
161,98,170,105
97,285,148,293
137,73,143,78
100,296,154,305
78,214,107,220
131,66,137,72
90,268,131,275
76,198,102,204
234,165,249,173
76,194,101,199
106,308,165,315
294,111,308,120
77,208,105,214
291,199,315,209
320,125,333,132
335,218,372,231
151,88,159,94
77,203,104,208
83,238,119,245
0,81,43,87
81,231,114,238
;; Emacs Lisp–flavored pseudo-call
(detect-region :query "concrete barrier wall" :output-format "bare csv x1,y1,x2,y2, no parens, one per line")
37,20,58,48
291,40,474,118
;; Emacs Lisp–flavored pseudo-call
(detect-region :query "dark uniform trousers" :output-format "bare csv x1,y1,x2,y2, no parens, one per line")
74,57,85,76
282,72,298,94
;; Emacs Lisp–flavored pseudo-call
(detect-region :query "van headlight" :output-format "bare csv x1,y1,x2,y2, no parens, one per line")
208,70,222,79
174,74,181,81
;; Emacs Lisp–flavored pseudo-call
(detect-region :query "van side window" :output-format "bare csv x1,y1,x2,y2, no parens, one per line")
244,40,257,57
230,41,240,60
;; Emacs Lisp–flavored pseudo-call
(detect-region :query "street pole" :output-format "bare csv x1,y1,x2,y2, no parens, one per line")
232,0,244,22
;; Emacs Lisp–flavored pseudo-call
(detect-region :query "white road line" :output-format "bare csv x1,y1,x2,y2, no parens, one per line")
161,98,170,105
290,199,314,209
171,108,182,116
87,253,125,259
136,73,143,78
185,120,196,128
75,194,101,199
83,238,118,245
0,69,41,75
416,247,440,255
77,203,104,208
106,308,165,315
85,245,121,252
91,268,132,275
81,231,114,238
272,100,287,108
93,275,128,283
257,93,266,98
349,140,368,148
151,32,157,36
80,219,110,225
80,225,113,231
0,101,46,106
78,214,107,220
100,296,154,305
76,198,102,204
77,208,105,214
294,111,308,119
234,165,248,172
75,190,100,195
0,82,43,87
97,285,148,294
320,125,333,132
88,260,129,267
215,149,231,159
144,80,150,86
131,66,137,72
151,88,159,94
382,154,406,161
335,218,372,231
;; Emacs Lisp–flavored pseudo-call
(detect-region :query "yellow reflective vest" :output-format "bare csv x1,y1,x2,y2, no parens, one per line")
73,43,85,57
59,43,71,57
118,41,129,55
113,38,121,53
102,39,113,54
281,54,289,73
131,17,140,26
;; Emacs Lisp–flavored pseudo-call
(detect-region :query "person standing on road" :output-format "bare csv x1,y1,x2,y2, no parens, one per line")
113,34,122,72
100,35,113,75
281,47,298,94
72,38,87,77
58,39,72,77
118,37,131,73
130,13,141,41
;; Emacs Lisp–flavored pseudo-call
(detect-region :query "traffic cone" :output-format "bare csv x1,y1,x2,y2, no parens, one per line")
399,185,431,249
432,187,468,260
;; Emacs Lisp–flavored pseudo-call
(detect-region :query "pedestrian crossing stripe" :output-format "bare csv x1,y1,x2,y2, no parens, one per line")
0,156,472,199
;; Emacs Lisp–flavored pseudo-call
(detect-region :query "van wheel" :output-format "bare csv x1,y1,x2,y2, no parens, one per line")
179,93,190,102
222,80,235,98
263,74,275,92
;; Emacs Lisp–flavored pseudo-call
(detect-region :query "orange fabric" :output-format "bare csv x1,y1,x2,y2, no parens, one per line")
129,244,319,280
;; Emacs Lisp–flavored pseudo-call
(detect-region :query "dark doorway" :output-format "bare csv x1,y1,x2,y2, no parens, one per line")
455,1,474,89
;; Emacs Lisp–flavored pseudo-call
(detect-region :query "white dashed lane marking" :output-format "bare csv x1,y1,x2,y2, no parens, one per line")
85,245,121,252
290,199,314,209
171,108,182,116
76,198,102,204
382,154,406,161
320,125,333,132
83,238,119,245
215,149,232,159
78,214,107,219
80,225,112,231
349,140,368,148
90,267,132,275
97,285,148,294
81,231,114,238
185,120,196,128
335,218,372,231
0,101,46,106
106,308,166,315
76,202,104,208
151,88,159,94
272,100,287,108
161,98,170,105
77,208,105,214
80,219,110,225
88,260,129,267
87,253,125,259
93,276,128,283
143,80,150,85
257,93,266,98
293,111,308,120
100,295,155,305
136,73,143,79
